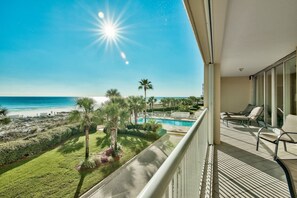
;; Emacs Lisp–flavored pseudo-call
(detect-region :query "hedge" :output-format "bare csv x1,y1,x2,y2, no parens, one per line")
147,107,178,112
118,128,166,140
126,122,161,132
0,124,80,166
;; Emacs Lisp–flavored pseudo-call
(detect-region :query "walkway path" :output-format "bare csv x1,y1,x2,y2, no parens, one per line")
81,133,183,198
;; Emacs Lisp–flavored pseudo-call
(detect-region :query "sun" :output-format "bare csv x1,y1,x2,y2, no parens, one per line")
93,12,125,49
102,22,118,40
87,9,132,64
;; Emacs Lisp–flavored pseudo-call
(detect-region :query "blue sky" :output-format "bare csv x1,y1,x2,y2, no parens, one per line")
0,0,203,97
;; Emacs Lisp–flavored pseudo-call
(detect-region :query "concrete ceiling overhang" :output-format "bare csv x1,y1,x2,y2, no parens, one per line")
184,0,297,77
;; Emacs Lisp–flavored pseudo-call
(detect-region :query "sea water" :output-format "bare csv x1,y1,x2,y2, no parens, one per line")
0,96,109,116
0,97,77,112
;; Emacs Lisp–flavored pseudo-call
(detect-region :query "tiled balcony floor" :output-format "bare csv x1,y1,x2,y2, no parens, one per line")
214,121,297,197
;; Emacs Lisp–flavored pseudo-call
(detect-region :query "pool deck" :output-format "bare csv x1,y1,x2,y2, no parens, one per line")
162,124,191,133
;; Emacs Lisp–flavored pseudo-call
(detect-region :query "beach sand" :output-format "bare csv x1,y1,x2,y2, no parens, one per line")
8,106,75,117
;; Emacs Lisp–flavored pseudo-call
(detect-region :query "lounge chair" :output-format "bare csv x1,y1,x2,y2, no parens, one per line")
256,114,297,159
220,104,255,119
222,106,263,127
275,158,297,197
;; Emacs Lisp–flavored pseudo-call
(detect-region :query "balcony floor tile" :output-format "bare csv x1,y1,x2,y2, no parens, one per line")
214,120,292,197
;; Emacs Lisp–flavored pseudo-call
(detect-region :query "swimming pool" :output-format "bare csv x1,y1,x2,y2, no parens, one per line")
138,118,195,127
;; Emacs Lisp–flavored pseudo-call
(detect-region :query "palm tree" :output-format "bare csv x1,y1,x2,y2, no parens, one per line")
138,79,153,123
105,89,121,98
68,98,96,159
147,96,157,112
0,107,11,125
160,98,170,109
127,96,146,124
102,100,129,151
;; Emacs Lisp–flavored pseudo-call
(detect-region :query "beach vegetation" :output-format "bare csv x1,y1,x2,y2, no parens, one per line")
69,98,98,160
138,79,153,123
0,107,11,125
0,124,80,165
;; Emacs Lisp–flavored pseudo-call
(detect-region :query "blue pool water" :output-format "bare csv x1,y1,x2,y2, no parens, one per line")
138,118,194,127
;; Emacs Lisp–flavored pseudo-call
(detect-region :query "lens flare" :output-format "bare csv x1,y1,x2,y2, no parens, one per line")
98,12,104,19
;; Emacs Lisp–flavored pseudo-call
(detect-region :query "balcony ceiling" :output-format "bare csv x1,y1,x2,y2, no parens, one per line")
185,0,297,77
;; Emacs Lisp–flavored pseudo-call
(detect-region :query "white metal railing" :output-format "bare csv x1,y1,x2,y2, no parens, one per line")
138,108,209,198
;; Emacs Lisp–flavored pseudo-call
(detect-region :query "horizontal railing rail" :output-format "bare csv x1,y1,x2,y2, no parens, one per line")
138,108,209,198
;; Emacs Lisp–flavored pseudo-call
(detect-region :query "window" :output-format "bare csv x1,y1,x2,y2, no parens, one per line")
276,64,284,126
284,57,297,116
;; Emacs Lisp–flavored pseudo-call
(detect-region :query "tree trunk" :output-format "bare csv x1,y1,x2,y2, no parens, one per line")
115,128,118,151
144,89,147,123
110,127,118,151
134,111,138,124
85,126,90,159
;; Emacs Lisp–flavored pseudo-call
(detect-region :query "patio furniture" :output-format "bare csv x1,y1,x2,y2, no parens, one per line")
171,112,190,119
222,106,263,127
256,114,297,159
220,104,255,119
275,158,297,197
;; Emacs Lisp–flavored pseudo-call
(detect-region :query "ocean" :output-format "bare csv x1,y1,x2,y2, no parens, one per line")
0,97,77,112
0,96,185,116
0,96,109,116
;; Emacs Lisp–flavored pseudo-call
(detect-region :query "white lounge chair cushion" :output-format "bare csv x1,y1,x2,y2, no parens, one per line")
259,114,297,142
282,114,297,133
222,106,263,121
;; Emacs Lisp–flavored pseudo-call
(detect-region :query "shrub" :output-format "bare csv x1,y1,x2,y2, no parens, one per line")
126,124,143,130
105,147,113,156
101,156,108,163
143,120,162,132
118,128,165,141
79,158,96,170
146,107,178,112
93,156,101,166
0,124,80,166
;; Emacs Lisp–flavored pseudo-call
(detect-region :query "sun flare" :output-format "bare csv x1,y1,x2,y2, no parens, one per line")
102,23,117,40
88,9,133,64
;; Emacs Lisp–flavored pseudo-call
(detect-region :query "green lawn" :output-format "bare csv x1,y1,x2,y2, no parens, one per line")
0,132,153,198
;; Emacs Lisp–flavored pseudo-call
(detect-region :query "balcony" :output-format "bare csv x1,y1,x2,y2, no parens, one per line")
214,121,296,197
138,110,296,197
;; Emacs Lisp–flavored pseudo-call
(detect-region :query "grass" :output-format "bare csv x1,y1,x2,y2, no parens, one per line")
0,131,153,198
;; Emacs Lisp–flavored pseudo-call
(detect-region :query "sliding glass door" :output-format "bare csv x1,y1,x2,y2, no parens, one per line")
284,57,297,117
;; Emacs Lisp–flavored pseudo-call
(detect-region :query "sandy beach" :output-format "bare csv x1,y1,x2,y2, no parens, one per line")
7,106,75,117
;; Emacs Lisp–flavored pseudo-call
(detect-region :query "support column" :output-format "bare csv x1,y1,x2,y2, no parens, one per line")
214,63,221,145
205,63,220,145
208,64,214,145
